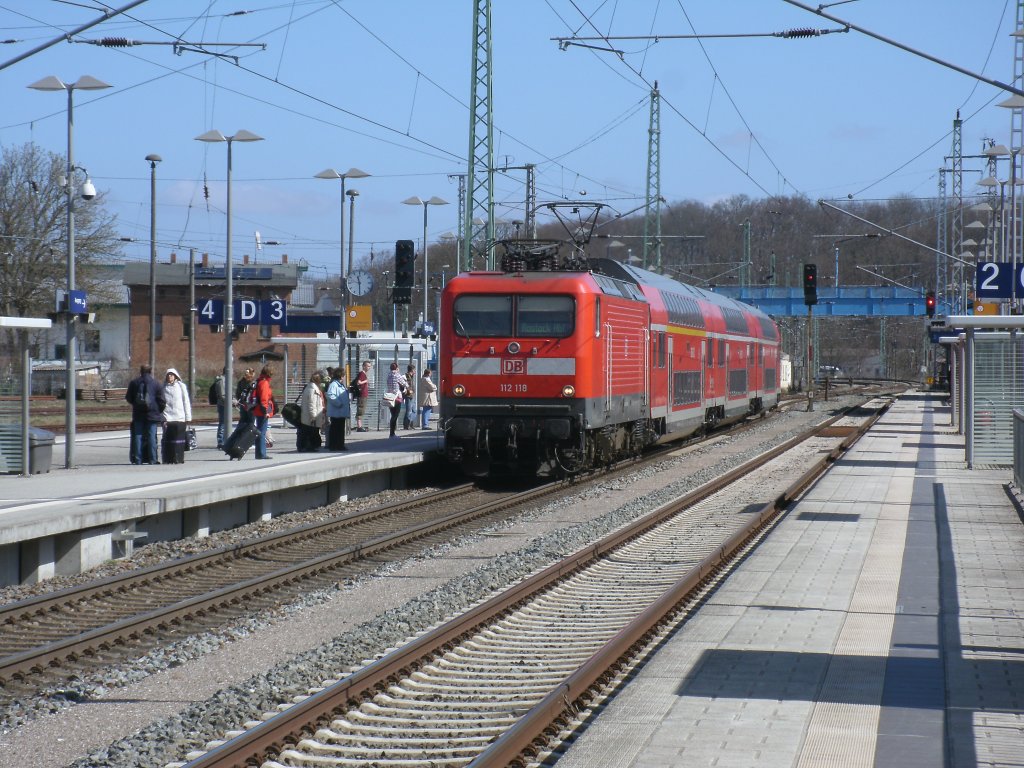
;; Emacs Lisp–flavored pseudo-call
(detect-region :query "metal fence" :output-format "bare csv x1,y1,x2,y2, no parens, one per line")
1014,409,1024,490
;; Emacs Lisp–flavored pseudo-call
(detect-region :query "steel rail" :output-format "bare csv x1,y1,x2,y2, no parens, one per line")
471,400,889,767
0,404,783,689
0,482,555,687
0,483,476,626
180,401,887,768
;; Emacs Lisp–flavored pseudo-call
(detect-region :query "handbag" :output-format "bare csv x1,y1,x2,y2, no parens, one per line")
382,391,397,406
185,427,197,451
281,401,301,428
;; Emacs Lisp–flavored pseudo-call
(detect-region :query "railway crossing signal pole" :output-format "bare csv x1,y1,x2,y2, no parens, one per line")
803,263,818,412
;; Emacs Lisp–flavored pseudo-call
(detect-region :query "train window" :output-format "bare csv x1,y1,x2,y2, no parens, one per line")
517,295,575,337
718,339,726,367
658,332,666,368
453,295,512,337
595,297,601,338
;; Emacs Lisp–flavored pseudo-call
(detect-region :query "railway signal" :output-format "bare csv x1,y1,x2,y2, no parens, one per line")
803,263,818,305
925,291,936,318
394,239,414,304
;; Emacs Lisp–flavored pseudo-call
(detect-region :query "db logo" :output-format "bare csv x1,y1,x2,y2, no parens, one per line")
502,358,526,375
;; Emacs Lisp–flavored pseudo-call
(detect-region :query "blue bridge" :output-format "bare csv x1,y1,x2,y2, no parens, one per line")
713,285,938,317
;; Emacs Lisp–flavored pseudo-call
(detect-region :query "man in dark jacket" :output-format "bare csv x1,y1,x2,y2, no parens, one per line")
125,364,166,464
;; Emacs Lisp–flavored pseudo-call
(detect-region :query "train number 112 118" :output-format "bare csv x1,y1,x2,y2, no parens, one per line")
499,383,528,393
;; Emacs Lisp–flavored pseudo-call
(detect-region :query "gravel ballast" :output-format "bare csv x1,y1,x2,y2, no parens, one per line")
0,398,872,768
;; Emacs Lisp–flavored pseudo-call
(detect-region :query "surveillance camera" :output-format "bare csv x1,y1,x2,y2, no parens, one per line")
81,179,96,200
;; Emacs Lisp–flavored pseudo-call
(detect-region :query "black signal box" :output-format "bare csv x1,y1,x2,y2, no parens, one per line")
803,263,818,306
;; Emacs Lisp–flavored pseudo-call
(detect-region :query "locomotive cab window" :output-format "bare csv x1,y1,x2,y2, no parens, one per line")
453,295,512,337
516,295,575,337
453,294,574,338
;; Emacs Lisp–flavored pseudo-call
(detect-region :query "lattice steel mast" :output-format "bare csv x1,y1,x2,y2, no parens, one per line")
642,82,662,270
936,168,947,312
951,112,964,314
465,0,495,271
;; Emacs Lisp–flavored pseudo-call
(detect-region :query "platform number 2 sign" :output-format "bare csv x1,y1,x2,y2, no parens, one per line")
975,262,1018,300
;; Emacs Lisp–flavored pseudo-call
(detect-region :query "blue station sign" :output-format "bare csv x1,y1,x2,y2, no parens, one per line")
196,298,287,326
975,261,1023,300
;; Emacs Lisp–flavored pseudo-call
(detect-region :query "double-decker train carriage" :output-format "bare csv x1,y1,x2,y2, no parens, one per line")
440,260,781,477
439,203,781,477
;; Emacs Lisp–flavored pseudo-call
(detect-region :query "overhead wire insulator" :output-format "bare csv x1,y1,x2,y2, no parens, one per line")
96,37,135,47
780,28,820,38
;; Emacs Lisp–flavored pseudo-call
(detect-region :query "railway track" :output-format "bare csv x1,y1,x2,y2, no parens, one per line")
173,397,892,768
0,426,709,709
1,391,897,714
0,482,551,704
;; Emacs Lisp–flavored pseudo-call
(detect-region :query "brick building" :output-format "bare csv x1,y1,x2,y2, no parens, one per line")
121,254,313,380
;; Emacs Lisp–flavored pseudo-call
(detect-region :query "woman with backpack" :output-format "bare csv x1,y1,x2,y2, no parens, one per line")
210,370,226,448
234,368,256,427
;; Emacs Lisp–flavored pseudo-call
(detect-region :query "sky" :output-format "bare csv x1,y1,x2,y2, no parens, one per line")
0,0,1020,278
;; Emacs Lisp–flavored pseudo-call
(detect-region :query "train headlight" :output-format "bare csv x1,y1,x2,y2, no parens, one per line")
453,384,467,397
507,341,521,354
561,384,575,398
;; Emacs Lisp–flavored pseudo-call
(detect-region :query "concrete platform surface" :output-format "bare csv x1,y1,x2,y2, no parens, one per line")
0,420,444,584
553,393,1024,768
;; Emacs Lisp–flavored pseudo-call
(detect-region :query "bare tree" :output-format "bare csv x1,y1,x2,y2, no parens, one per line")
0,142,121,358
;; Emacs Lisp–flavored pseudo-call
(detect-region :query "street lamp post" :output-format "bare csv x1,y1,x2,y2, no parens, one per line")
28,74,111,469
195,129,264,445
402,195,449,332
315,167,370,367
347,188,359,279
146,153,161,371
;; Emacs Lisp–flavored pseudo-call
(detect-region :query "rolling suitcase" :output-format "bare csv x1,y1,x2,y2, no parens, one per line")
162,422,187,464
224,422,260,460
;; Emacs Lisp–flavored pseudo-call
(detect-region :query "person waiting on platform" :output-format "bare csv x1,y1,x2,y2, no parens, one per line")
126,364,166,465
235,367,256,427
326,367,351,451
385,362,405,439
250,365,276,460
418,368,438,430
402,364,417,430
212,368,226,449
297,371,326,452
354,359,372,432
162,368,192,464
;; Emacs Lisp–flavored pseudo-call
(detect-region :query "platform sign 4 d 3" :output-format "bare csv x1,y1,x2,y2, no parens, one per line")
196,298,287,326
975,262,1020,300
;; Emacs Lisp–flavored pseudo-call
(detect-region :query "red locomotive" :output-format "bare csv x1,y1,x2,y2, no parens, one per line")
439,209,781,477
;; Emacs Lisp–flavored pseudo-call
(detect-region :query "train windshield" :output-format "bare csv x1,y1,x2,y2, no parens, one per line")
516,295,575,337
452,294,575,338
453,295,512,337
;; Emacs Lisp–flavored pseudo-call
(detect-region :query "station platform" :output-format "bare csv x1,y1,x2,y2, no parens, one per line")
554,392,1024,767
0,420,446,586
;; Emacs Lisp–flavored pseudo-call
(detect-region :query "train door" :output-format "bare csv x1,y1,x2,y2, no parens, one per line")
703,337,713,400
748,342,757,397
643,327,650,406
700,338,705,405
604,321,613,412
